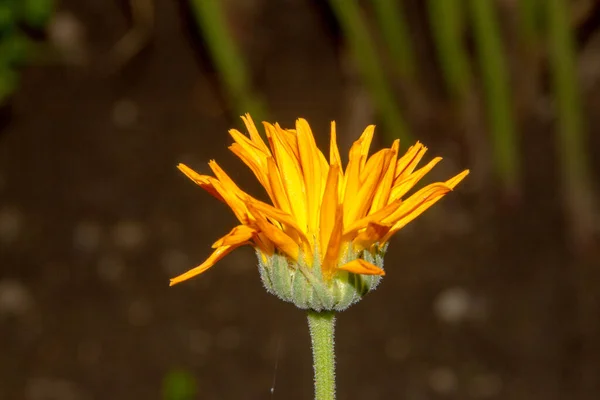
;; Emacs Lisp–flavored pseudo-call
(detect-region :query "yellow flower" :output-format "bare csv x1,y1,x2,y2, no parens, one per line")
171,115,468,309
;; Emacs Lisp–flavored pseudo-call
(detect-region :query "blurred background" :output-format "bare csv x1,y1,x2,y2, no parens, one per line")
0,0,599,399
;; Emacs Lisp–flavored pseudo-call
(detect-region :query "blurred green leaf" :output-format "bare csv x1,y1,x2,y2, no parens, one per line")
0,66,18,103
21,0,54,29
0,4,17,32
162,369,197,400
0,33,32,66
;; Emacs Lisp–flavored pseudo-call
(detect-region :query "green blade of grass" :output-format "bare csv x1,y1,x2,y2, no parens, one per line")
427,0,471,100
372,0,415,79
518,0,542,47
546,0,596,247
328,0,411,144
189,0,266,121
468,0,519,192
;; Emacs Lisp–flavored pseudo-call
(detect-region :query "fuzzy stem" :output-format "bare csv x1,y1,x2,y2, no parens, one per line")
307,311,336,400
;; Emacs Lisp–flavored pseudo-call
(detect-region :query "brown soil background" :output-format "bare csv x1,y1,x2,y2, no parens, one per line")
1,1,599,399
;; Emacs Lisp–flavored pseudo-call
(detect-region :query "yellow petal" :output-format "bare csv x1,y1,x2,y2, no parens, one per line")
345,149,389,225
228,143,272,199
446,169,470,188
264,123,308,231
266,156,293,214
296,118,322,234
390,157,442,202
337,259,385,276
319,165,340,259
358,125,375,161
380,170,468,243
170,244,239,286
370,140,399,212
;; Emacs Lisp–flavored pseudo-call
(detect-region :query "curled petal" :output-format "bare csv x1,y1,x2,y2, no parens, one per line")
177,164,223,202
337,259,385,276
247,203,300,261
212,225,256,248
170,245,240,286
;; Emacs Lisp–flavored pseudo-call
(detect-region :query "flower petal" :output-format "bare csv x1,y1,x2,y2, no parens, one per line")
264,122,308,232
177,163,223,202
212,225,256,248
394,142,426,182
246,203,300,261
352,222,391,252
322,203,344,279
170,244,240,286
296,118,323,234
320,165,340,259
370,139,399,212
241,113,271,155
337,259,385,276
389,157,442,202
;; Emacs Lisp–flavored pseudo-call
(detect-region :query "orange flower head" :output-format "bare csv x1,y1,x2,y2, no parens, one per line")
171,115,469,311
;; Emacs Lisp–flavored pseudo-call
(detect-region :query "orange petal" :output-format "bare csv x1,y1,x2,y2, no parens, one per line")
394,142,426,181
177,163,223,202
390,157,442,202
241,113,271,155
343,198,402,238
245,197,310,249
322,203,344,279
247,204,300,261
337,259,385,276
383,183,450,226
212,225,256,248
352,222,391,252
170,244,239,286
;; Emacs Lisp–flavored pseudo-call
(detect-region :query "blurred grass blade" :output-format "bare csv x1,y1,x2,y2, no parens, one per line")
372,0,415,79
189,0,266,121
162,369,197,400
546,0,597,247
468,0,519,192
518,0,542,47
328,0,411,144
427,0,470,100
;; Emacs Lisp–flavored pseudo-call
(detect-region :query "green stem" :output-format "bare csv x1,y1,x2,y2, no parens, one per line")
307,311,336,400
